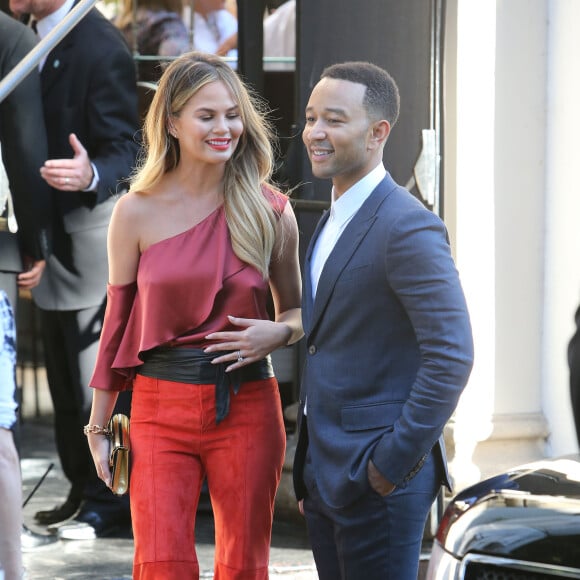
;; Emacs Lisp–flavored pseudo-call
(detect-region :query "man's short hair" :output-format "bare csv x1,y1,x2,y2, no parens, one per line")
321,61,400,127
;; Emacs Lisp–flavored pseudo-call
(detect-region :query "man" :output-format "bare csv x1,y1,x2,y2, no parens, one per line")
0,11,57,557
292,61,474,579
569,304,580,447
0,11,50,312
8,0,139,539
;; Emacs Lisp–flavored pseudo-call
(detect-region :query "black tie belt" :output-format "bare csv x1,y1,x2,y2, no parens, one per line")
137,347,274,424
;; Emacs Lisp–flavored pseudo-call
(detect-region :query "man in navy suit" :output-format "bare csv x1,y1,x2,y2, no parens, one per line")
9,0,139,539
293,61,474,579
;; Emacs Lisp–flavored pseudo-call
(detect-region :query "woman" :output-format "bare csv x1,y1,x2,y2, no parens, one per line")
114,0,190,83
85,52,302,579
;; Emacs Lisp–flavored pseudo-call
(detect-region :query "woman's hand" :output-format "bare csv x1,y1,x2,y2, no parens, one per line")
204,314,291,371
87,432,112,489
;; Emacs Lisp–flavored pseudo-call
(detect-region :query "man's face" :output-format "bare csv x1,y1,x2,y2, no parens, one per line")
302,77,376,196
10,0,59,19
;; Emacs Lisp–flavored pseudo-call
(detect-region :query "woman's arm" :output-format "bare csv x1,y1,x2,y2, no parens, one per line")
205,201,303,370
86,389,120,489
86,192,142,488
268,200,303,345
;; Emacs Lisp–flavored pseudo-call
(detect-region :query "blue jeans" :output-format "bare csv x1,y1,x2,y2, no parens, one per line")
0,290,17,430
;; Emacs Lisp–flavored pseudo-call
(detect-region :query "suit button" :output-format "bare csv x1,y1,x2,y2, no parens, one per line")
308,345,317,355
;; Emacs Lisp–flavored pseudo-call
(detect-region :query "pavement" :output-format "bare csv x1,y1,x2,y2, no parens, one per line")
19,416,318,580
15,365,431,580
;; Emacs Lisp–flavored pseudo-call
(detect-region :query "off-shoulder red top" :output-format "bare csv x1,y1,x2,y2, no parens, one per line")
89,190,287,391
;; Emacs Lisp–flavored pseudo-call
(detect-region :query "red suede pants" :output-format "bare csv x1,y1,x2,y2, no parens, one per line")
130,375,286,580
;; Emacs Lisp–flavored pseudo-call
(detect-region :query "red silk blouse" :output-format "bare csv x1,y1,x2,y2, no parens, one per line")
89,190,287,391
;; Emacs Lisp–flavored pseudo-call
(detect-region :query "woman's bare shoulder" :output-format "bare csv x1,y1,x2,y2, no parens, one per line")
113,189,160,223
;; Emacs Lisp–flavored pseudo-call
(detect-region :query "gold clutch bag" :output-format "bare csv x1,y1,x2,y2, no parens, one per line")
108,414,130,496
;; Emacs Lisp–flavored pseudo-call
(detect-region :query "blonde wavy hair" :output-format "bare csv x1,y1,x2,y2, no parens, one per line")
130,51,281,279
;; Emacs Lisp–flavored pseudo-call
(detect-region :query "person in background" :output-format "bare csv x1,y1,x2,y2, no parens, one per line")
568,303,580,447
0,11,50,321
293,61,474,579
8,0,140,540
263,0,295,71
188,0,237,59
85,51,302,579
212,0,296,71
0,10,57,555
0,290,21,580
114,0,189,83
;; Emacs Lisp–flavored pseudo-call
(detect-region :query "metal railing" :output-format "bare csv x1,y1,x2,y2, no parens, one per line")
0,0,99,104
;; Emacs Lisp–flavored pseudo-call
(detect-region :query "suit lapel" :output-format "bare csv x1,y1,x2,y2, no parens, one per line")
41,36,72,95
303,209,330,334
308,176,396,335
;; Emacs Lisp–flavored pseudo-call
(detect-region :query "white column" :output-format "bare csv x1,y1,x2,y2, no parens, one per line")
445,0,498,490
444,0,567,490
543,0,580,455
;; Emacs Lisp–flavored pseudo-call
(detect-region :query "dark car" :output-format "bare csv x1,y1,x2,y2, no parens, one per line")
426,455,580,579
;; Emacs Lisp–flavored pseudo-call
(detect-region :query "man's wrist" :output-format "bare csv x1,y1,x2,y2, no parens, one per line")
83,162,98,191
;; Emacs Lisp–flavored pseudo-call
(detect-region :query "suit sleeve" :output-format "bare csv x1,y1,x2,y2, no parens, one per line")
84,32,139,204
371,205,474,486
0,26,51,259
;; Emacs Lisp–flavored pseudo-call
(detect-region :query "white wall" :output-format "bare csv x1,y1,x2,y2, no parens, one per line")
444,0,580,489
542,0,580,455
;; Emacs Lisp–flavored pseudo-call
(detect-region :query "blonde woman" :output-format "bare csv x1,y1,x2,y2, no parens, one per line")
86,51,302,579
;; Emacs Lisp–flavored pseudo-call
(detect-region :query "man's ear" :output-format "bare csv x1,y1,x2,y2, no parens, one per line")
371,120,391,145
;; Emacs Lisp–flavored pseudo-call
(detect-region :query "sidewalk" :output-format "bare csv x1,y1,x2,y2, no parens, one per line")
19,414,432,579
19,416,317,580
15,353,431,579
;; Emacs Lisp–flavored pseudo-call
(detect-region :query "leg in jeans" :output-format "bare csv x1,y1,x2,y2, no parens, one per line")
0,290,23,580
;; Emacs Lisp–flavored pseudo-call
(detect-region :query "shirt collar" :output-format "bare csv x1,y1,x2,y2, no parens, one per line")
329,163,387,225
36,0,75,39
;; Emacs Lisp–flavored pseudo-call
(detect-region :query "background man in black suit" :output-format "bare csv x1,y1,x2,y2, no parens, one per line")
8,0,139,539
0,9,56,567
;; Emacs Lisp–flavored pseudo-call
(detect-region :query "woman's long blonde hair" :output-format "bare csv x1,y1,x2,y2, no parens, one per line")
130,51,280,279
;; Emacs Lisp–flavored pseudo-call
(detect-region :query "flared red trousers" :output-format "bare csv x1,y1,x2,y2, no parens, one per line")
130,374,286,580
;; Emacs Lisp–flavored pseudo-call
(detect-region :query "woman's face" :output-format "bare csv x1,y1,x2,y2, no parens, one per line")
171,80,244,166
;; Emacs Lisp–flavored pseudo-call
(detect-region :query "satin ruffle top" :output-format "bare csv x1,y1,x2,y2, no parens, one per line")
90,190,287,391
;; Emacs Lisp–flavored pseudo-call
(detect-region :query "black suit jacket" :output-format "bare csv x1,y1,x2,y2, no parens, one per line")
0,12,51,263
32,4,139,310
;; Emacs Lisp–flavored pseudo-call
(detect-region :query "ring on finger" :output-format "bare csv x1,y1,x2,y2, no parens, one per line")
237,350,244,363
64,177,70,184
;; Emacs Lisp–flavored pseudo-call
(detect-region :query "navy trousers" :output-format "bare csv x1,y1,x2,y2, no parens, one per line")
302,449,440,580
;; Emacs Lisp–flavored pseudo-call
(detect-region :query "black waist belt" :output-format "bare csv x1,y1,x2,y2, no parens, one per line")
138,347,274,424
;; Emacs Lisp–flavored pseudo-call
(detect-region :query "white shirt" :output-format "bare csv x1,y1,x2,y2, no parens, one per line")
192,10,237,60
35,0,75,69
310,163,387,298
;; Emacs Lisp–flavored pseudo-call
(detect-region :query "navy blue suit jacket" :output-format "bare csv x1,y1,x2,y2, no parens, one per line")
293,173,474,509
